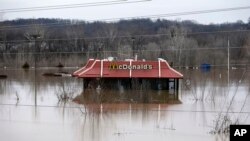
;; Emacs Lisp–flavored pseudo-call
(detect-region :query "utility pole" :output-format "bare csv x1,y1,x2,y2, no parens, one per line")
31,34,40,106
131,37,135,58
227,38,230,88
226,21,230,89
32,35,40,68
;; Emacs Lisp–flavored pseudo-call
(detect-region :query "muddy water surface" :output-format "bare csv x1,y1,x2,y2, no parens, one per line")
0,68,249,141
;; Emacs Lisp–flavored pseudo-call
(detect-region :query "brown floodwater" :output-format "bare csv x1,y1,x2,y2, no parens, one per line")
0,68,249,141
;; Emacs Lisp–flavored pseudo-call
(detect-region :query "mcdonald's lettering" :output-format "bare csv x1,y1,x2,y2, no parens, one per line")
109,62,152,70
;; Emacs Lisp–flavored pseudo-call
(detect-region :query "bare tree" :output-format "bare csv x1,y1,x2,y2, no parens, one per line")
98,23,118,58
157,26,198,67
23,23,46,67
142,42,161,60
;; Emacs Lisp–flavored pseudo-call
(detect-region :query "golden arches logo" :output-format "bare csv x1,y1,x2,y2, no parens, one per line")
109,62,119,69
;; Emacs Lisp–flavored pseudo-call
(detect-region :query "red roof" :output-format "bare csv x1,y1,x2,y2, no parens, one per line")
73,58,183,79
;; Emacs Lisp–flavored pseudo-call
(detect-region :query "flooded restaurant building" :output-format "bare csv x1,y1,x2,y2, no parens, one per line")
73,58,183,94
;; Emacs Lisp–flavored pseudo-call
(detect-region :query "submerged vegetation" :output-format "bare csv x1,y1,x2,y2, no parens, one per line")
56,62,64,68
0,74,7,79
22,61,30,69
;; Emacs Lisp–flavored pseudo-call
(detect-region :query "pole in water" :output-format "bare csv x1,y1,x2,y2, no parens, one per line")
82,79,85,93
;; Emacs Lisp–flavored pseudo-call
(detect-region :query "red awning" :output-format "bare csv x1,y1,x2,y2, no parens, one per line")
73,58,183,79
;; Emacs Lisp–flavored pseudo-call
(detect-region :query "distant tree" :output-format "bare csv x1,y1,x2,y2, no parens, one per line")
1,18,250,67
142,42,161,60
239,35,250,59
97,23,118,58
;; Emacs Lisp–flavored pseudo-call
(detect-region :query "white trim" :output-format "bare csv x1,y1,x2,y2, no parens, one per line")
169,67,183,77
158,59,161,78
79,60,99,76
73,66,85,75
74,66,86,73
129,60,132,78
165,62,183,77
159,58,183,77
157,58,165,62
100,60,103,77
73,59,95,75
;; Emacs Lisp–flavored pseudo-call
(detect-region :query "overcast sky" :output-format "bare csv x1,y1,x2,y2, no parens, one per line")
0,0,250,24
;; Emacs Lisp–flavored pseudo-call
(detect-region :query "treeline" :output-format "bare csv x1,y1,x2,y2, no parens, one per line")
0,18,250,68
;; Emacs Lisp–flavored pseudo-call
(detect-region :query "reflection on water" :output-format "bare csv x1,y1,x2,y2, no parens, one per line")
74,89,181,104
0,68,250,141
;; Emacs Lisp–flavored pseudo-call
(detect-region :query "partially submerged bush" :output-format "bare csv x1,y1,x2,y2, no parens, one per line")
0,75,7,79
210,114,239,134
22,62,30,69
56,62,64,68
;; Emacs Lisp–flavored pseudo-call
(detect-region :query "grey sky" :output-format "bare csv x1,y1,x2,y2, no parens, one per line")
0,0,250,24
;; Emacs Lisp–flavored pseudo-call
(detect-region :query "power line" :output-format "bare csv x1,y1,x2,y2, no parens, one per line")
0,29,250,43
130,6,250,19
0,0,150,13
0,5,250,30
89,5,250,22
0,47,247,55
0,0,124,12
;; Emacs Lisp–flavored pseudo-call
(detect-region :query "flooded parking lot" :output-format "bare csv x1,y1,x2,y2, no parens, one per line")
0,68,249,141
